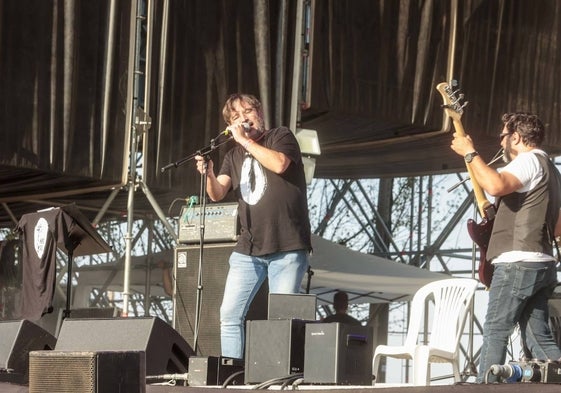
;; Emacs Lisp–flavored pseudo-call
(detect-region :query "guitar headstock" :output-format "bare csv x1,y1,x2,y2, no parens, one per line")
436,80,468,122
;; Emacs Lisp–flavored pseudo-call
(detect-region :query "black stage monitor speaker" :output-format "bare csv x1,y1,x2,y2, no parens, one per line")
0,319,56,383
304,323,373,385
268,293,317,320
67,307,117,318
54,307,118,336
244,319,308,383
55,316,193,375
174,244,268,356
29,350,145,393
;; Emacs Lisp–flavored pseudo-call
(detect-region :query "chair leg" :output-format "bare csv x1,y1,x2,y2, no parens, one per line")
452,359,461,382
413,346,430,386
372,354,381,382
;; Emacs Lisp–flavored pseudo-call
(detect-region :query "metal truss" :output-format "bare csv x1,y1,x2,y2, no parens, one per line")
307,174,487,383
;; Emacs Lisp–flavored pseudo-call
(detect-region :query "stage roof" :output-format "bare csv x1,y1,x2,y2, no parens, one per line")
1,1,561,228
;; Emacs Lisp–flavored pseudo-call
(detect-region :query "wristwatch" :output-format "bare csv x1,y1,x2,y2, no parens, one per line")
464,151,479,163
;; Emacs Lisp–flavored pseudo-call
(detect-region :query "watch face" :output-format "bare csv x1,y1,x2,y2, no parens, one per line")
465,152,477,163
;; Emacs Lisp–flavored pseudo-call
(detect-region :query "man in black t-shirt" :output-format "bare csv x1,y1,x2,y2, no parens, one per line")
195,93,311,359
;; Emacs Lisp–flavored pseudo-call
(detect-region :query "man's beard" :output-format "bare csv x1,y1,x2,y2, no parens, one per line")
502,144,513,163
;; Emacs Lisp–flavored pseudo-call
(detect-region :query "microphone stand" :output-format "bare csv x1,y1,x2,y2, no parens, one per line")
192,157,208,354
305,265,314,294
161,134,232,355
160,135,233,173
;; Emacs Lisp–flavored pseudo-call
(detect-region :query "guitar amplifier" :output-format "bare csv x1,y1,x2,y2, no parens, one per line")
178,203,238,244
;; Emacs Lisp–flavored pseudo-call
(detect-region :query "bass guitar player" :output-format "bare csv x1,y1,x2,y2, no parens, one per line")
450,111,561,383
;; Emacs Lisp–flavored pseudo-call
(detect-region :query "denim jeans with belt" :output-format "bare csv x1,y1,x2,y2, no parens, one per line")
477,261,561,383
219,249,309,359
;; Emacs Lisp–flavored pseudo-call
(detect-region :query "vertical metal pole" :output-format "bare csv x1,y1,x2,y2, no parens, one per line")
123,0,144,316
274,0,288,126
123,160,135,316
289,0,305,132
254,0,271,128
145,219,154,315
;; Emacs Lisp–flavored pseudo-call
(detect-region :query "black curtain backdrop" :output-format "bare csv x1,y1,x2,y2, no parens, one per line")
1,0,561,225
0,0,132,201
141,0,561,186
301,0,561,178
143,0,299,198
459,0,561,145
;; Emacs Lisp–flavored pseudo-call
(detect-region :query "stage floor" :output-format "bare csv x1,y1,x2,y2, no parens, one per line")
2,381,561,393
149,382,561,393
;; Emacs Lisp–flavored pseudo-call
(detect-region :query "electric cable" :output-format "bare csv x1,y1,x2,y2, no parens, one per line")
220,370,245,388
251,373,304,390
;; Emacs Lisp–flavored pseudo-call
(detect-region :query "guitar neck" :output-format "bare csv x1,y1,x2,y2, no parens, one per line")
451,118,493,218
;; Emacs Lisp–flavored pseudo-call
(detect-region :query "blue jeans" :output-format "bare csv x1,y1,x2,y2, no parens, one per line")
477,262,561,383
219,249,309,359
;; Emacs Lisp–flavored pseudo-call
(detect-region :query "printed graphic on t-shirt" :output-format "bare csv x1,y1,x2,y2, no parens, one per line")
240,155,268,205
34,217,48,259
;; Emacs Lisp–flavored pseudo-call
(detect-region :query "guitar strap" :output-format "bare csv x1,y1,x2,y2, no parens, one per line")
545,225,561,263
544,157,561,263
553,236,561,263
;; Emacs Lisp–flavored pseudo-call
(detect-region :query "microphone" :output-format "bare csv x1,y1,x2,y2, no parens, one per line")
222,122,252,136
488,148,504,165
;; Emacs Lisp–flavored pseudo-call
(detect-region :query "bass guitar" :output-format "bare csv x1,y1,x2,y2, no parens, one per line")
436,81,496,287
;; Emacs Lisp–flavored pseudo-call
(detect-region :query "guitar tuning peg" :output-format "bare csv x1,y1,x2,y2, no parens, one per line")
460,101,469,109
450,79,459,87
451,88,462,97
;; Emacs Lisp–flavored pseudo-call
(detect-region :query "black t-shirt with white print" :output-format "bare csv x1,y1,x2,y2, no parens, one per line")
219,126,311,256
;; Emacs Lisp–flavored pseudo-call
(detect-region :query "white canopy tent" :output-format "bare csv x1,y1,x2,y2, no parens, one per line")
74,249,174,308
73,235,449,308
306,235,450,305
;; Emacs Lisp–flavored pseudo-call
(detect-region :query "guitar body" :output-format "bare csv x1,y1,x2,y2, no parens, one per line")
467,217,494,287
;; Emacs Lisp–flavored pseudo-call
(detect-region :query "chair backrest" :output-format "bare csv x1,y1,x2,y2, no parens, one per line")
403,278,478,353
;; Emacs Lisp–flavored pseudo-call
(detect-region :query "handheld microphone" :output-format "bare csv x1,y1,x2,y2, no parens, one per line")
222,121,252,136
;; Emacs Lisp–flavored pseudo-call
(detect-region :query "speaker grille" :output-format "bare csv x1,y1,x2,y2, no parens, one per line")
173,244,268,356
29,351,145,393
29,352,96,393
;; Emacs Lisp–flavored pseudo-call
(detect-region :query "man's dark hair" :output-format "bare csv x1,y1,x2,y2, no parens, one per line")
222,93,262,125
502,112,545,147
333,290,349,313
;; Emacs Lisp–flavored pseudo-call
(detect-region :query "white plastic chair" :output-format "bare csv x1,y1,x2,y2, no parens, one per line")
372,278,478,386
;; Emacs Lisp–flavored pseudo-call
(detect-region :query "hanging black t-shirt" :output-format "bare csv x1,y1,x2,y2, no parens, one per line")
219,126,311,256
16,209,74,320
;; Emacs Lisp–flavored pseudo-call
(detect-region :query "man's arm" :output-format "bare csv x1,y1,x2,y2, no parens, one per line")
463,156,523,196
242,140,291,174
206,172,231,201
451,132,522,196
228,124,293,174
195,155,231,201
